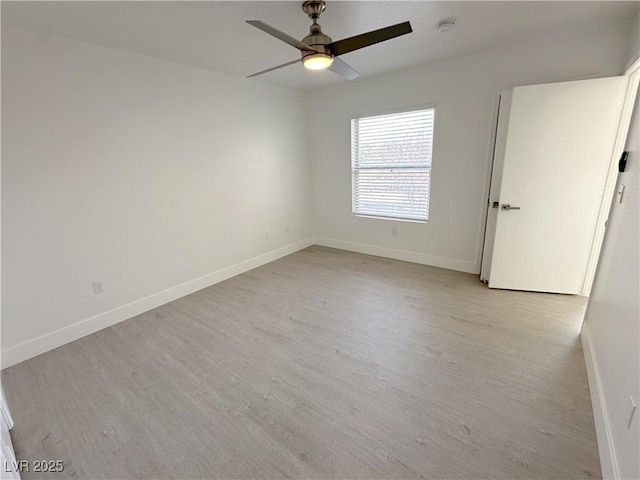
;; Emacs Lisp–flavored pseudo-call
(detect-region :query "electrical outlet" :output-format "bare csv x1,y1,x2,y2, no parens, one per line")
625,396,636,429
285,225,290,234
391,227,398,236
92,281,104,295
265,232,271,240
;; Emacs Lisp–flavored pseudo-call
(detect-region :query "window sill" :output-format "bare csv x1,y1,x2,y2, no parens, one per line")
353,213,428,224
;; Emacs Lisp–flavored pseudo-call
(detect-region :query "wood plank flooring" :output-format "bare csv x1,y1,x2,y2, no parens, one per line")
2,246,599,479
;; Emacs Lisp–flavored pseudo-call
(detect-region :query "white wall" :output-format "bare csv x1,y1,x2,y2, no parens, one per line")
1,26,313,365
309,20,630,272
582,72,639,479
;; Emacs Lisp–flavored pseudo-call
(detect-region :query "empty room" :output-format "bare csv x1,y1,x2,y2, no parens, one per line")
1,1,639,479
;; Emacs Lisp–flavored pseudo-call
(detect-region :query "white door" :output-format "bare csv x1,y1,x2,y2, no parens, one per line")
489,76,628,294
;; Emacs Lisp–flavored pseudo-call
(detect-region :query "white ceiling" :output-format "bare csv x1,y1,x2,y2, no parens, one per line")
2,1,637,91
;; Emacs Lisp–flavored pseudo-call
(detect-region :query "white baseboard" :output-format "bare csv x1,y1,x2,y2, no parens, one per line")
1,238,315,368
581,326,619,480
314,237,478,273
2,237,475,367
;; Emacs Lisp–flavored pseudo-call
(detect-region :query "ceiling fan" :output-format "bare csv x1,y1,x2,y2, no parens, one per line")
246,0,412,80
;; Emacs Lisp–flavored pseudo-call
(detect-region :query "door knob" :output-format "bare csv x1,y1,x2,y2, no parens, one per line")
501,204,521,211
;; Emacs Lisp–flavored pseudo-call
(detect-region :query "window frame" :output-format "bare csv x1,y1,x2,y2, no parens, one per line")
350,104,436,223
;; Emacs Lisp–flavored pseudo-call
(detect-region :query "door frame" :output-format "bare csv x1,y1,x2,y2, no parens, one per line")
581,59,640,295
0,387,13,430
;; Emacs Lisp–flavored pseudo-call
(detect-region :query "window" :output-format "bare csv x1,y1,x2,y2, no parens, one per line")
351,107,434,222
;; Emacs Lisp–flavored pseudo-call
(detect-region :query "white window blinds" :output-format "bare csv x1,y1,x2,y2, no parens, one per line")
351,108,434,222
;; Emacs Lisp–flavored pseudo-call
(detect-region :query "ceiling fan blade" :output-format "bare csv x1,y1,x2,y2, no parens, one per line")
247,59,301,78
327,21,412,57
246,20,317,52
328,57,359,80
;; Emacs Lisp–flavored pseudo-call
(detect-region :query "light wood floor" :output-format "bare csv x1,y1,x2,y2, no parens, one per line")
2,246,599,479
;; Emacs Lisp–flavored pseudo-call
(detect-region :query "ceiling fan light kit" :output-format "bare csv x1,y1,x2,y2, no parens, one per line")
303,53,333,70
247,0,412,79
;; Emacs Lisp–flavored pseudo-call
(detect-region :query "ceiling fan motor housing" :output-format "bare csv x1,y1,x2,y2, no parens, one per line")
301,27,332,60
